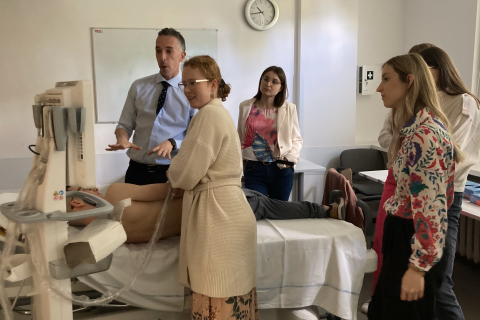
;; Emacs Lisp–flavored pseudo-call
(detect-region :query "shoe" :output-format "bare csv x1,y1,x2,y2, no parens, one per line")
361,299,370,314
328,190,346,220
336,197,345,220
329,199,346,220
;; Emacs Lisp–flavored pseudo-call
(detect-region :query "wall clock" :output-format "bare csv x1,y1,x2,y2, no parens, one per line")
245,0,279,31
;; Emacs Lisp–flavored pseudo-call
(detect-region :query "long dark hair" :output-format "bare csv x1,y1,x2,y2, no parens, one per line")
253,66,288,107
419,47,480,107
408,43,435,54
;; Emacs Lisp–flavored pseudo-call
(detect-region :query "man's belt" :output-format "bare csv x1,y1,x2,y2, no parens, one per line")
129,160,169,172
249,159,295,167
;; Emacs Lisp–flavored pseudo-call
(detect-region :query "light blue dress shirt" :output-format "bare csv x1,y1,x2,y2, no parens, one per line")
116,72,196,165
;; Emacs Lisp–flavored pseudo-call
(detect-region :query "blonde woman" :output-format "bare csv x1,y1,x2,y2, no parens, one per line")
377,43,436,148
368,53,462,320
168,56,258,319
366,43,438,313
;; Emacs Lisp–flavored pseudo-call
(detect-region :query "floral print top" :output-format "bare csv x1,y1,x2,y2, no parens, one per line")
384,108,455,272
241,105,278,162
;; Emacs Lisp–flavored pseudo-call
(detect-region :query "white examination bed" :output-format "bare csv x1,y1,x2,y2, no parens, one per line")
0,193,367,320
76,219,366,320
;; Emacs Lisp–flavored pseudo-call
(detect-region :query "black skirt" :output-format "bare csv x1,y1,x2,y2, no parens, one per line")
368,214,448,320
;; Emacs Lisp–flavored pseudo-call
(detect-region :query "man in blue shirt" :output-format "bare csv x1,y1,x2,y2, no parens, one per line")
106,28,195,185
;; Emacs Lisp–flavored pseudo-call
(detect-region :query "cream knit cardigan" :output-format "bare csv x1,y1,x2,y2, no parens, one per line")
169,98,257,298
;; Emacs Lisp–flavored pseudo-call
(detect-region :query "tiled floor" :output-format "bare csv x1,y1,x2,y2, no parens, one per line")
356,255,480,320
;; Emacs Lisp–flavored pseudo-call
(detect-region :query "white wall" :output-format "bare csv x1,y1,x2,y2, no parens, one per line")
355,0,480,146
404,0,478,90
4,0,476,191
0,0,295,160
301,0,358,147
355,0,405,145
1,0,365,191
0,0,296,189
299,0,362,169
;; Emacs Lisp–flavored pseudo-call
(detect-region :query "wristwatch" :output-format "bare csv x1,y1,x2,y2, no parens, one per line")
168,138,177,150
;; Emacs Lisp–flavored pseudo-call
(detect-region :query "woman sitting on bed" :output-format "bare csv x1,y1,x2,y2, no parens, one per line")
67,184,346,243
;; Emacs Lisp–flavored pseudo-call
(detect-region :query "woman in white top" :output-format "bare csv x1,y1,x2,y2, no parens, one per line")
238,66,303,201
418,46,480,320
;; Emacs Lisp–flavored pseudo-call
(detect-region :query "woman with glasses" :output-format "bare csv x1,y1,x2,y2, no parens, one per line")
238,66,303,201
418,46,480,320
169,55,258,320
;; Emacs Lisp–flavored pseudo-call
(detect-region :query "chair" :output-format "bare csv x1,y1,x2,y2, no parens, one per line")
322,168,377,258
339,149,385,196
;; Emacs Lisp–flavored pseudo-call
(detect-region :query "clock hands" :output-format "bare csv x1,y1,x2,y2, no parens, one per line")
246,0,277,29
251,6,264,20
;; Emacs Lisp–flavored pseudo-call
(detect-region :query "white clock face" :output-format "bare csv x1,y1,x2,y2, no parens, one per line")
249,0,276,27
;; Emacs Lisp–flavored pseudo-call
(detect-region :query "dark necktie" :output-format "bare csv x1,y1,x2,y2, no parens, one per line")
156,81,171,115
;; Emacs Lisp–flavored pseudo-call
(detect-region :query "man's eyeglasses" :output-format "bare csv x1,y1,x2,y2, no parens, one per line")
178,79,211,91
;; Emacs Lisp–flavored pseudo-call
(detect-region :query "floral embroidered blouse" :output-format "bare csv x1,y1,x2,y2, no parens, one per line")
384,108,455,272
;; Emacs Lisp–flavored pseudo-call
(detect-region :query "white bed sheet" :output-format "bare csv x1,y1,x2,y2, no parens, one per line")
78,219,366,320
0,193,366,320
259,219,367,320
76,233,185,312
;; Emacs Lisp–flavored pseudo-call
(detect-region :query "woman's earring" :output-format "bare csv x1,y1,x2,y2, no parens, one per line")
210,92,214,99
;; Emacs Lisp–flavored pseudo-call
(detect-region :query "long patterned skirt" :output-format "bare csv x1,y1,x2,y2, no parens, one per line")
191,288,259,320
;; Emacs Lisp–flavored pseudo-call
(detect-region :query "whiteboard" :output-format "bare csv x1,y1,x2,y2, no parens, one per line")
92,28,218,123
